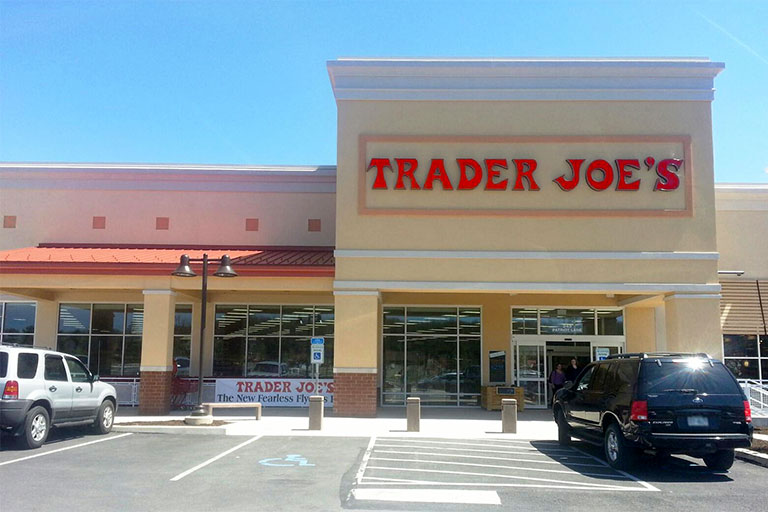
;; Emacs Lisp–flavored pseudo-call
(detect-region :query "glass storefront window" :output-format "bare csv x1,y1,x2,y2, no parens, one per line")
459,337,481,403
57,303,143,376
211,305,334,378
512,309,537,335
2,303,36,334
173,305,193,376
383,308,405,335
459,308,481,336
382,336,405,403
723,334,759,358
724,358,760,380
91,304,125,334
407,336,458,406
597,310,623,335
540,309,595,335
406,307,458,336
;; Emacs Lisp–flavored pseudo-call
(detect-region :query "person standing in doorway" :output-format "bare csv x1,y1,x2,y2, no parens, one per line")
548,363,566,406
565,358,580,383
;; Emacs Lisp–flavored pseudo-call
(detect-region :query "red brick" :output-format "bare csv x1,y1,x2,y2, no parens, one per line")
138,371,173,415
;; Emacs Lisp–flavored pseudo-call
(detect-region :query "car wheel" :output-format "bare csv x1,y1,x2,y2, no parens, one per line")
22,406,50,449
604,423,636,470
702,449,734,472
556,409,571,446
93,400,115,435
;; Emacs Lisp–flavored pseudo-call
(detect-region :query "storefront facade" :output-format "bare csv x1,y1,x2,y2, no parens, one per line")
1,58,766,416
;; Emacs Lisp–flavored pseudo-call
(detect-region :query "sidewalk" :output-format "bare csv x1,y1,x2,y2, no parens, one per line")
114,406,558,440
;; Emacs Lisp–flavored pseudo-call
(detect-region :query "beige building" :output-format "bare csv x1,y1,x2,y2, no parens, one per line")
1,59,766,416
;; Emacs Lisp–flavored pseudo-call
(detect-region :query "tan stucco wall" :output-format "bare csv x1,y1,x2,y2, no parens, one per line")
336,101,716,257
0,189,336,250
664,296,723,358
716,210,768,278
625,308,657,353
140,291,176,369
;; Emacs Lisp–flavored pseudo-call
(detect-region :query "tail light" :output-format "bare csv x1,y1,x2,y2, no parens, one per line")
2,380,19,400
630,400,648,421
744,401,752,423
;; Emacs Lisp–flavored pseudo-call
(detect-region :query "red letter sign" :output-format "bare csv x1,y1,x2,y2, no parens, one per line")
585,159,614,191
553,159,583,191
615,159,641,191
654,158,682,191
484,159,509,190
423,159,454,190
512,159,540,191
368,158,392,190
457,159,483,190
394,158,421,190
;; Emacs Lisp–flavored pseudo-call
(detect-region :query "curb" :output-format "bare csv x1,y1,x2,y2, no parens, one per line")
735,448,768,468
113,425,228,436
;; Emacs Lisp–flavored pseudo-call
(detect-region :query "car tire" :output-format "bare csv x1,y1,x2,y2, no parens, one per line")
604,423,636,470
556,409,571,446
22,406,50,449
93,400,115,435
703,449,734,472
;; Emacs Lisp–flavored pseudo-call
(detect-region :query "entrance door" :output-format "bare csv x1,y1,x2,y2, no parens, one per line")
516,345,546,408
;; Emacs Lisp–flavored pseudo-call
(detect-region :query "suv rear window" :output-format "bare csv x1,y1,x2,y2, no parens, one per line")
17,353,39,379
0,352,7,378
641,359,742,395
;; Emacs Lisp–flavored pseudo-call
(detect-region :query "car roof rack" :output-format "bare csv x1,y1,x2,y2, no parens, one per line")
606,352,710,360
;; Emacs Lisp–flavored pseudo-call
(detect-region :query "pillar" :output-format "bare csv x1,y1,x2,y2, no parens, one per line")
333,291,380,417
33,299,58,350
139,290,176,415
664,294,723,358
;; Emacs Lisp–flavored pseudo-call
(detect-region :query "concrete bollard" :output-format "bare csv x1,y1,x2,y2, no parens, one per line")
406,397,421,432
309,395,324,430
501,398,517,434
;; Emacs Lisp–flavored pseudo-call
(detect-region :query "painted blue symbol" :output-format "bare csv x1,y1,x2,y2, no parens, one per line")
313,352,322,361
259,454,315,467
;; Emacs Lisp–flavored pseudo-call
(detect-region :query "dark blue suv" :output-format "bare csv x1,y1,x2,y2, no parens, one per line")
553,352,753,471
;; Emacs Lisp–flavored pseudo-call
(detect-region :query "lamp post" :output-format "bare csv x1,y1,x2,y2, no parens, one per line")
172,253,238,418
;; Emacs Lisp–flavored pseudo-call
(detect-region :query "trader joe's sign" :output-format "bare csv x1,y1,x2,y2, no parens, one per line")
359,135,693,216
215,379,334,407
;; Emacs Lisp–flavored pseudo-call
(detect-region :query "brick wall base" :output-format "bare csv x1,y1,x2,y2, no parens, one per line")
138,370,173,415
333,372,377,417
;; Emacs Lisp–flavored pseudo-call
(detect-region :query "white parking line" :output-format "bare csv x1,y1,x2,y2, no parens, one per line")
378,439,574,453
355,436,377,486
570,446,660,492
352,488,501,505
369,456,628,479
360,476,657,492
170,435,262,482
365,465,633,490
0,433,133,467
375,443,592,458
375,449,606,467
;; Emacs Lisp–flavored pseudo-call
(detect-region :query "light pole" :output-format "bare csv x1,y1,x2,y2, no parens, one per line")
172,253,238,418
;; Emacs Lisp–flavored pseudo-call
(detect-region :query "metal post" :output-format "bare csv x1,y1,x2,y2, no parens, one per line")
196,255,208,412
406,397,420,432
309,395,324,430
501,398,517,433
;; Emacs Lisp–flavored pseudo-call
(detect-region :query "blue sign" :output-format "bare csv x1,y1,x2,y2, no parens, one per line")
311,337,325,364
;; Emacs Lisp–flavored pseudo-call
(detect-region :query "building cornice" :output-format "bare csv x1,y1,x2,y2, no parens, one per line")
327,58,725,102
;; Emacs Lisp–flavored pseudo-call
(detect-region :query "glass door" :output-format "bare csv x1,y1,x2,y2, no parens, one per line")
516,344,546,408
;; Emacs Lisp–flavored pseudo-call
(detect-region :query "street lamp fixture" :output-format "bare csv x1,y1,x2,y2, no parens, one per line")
172,253,238,419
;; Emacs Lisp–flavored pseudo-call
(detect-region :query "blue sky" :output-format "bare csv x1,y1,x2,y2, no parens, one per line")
1,0,766,183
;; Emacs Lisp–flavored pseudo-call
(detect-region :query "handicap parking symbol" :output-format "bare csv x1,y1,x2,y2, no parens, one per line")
313,352,322,361
259,454,315,467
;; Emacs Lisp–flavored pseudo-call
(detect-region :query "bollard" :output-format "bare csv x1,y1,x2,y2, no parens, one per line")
501,398,517,434
309,395,324,430
406,397,421,432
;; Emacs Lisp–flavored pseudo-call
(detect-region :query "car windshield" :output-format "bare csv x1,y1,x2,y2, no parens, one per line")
641,359,742,395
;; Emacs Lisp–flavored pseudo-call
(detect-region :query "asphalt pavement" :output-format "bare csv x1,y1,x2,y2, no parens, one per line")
1,427,766,512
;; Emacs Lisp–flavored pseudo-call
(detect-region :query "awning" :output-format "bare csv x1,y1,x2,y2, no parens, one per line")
0,244,335,277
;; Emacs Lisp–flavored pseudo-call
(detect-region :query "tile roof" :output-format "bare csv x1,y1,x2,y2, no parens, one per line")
0,245,335,276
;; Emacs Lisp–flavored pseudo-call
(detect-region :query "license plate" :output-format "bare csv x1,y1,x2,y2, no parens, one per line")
688,415,709,427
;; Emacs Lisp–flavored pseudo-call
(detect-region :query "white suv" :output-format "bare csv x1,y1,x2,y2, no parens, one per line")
0,345,118,449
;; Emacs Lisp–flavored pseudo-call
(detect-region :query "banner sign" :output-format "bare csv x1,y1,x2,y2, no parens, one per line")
214,379,334,407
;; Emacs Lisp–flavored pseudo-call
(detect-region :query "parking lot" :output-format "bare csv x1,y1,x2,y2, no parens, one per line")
1,430,766,511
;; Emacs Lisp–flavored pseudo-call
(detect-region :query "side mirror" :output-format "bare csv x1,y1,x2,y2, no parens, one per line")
92,374,100,382
563,381,574,390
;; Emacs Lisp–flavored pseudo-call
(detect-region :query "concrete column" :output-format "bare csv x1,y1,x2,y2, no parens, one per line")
33,299,58,350
332,290,380,417
664,294,722,358
139,290,177,415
